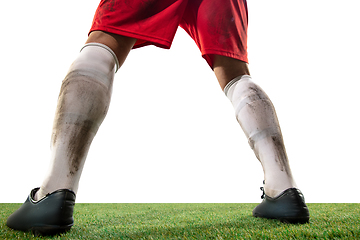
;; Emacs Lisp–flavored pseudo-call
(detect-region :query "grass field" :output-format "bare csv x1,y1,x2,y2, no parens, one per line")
1,203,359,239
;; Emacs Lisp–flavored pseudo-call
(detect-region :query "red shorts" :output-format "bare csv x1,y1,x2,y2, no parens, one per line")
90,0,248,68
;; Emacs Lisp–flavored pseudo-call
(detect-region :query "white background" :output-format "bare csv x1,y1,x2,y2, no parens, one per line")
1,1,359,203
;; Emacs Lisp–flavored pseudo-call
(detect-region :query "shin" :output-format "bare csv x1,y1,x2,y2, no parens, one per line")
36,43,118,200
225,75,296,197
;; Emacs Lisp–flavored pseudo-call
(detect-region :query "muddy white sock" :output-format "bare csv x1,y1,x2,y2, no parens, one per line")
225,75,296,198
35,43,117,200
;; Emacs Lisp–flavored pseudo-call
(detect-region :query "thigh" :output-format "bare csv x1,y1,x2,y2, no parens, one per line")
90,0,189,50
180,0,249,68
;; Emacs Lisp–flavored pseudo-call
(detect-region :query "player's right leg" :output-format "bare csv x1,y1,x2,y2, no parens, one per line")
179,0,309,223
213,55,298,195
213,55,309,223
6,31,136,236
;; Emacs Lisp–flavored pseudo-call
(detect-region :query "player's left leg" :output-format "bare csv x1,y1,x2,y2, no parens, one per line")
34,32,136,201
6,31,136,235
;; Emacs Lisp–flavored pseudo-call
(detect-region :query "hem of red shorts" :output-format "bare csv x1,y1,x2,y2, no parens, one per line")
201,49,249,69
89,26,173,50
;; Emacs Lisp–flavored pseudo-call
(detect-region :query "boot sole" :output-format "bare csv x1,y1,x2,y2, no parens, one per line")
30,223,73,236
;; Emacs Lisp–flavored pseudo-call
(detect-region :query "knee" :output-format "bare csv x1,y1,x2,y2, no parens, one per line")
86,31,136,67
213,55,250,90
225,75,266,103
66,43,119,89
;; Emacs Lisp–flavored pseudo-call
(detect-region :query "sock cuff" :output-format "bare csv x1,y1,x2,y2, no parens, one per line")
224,75,251,97
80,43,120,73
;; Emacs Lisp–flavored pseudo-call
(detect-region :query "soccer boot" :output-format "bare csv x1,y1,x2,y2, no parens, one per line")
252,187,310,224
6,187,76,236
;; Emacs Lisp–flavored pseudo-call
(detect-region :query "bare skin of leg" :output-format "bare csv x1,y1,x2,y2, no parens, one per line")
86,31,137,67
212,55,250,90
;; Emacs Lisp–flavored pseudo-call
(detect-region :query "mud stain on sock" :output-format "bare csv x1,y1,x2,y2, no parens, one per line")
271,135,292,176
67,120,94,175
51,114,95,176
52,75,109,176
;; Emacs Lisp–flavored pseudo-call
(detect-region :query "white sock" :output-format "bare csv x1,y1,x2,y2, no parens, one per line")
35,43,118,200
225,75,296,198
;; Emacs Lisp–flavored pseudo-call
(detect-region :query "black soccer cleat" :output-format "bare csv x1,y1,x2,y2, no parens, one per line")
252,187,310,224
6,188,76,236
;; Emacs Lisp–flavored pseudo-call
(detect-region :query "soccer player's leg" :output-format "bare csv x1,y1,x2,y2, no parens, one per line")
213,55,309,223
36,31,136,201
86,31,137,70
213,55,296,195
6,31,136,235
212,55,250,90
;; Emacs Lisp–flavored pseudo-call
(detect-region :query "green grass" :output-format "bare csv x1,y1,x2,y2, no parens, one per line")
1,203,359,239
